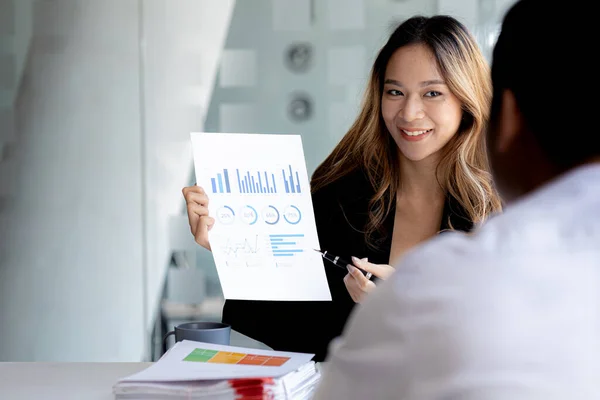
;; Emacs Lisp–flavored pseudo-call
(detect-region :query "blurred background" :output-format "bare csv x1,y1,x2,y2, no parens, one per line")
0,0,516,362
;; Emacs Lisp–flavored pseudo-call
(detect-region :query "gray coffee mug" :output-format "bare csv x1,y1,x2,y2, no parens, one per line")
163,321,231,353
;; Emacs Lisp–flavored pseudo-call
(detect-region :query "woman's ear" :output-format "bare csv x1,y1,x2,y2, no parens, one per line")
495,89,524,153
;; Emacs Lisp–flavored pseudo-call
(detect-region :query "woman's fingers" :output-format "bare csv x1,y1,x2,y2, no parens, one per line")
186,202,209,235
347,265,370,289
183,185,209,219
344,267,376,303
182,185,205,197
182,185,212,250
351,256,395,280
194,216,215,250
343,273,358,302
185,191,209,207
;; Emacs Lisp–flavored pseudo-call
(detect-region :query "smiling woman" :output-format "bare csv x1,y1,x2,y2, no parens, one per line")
310,16,502,284
182,15,502,362
382,45,464,158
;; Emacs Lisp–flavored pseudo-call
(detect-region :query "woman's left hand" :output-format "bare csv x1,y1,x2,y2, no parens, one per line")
343,257,395,303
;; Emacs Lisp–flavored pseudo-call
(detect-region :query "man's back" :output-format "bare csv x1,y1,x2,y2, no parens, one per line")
314,164,600,399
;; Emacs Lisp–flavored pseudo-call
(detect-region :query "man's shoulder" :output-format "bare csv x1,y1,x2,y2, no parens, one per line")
404,223,500,268
400,172,585,277
385,212,521,296
390,231,489,287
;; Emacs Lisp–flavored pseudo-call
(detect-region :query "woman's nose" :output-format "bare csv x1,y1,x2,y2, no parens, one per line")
399,95,425,122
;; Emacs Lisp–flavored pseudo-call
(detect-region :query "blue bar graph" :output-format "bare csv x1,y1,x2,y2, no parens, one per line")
210,169,231,193
236,169,278,194
224,169,231,193
213,166,302,194
282,170,288,193
269,234,304,258
282,165,302,194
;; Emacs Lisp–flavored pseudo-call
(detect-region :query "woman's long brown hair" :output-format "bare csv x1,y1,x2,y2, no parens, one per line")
311,16,502,248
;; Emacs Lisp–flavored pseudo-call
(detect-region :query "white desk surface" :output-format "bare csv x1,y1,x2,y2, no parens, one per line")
0,362,151,400
0,331,272,399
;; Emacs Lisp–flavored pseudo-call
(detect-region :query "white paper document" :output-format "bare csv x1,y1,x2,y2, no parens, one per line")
190,132,331,301
119,340,315,382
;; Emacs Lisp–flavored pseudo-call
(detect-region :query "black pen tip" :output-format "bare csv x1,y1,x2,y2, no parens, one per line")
313,248,323,253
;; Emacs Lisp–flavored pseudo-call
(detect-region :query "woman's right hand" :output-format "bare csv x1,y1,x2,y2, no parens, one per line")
182,185,215,251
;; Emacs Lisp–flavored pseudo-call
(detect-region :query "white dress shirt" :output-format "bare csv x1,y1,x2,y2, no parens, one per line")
313,164,600,400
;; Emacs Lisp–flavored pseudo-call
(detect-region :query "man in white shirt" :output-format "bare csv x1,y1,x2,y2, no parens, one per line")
313,1,600,399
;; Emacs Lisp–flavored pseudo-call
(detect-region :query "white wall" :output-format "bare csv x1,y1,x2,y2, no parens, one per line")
0,0,145,362
12,0,34,100
439,0,518,61
141,0,234,333
0,0,234,361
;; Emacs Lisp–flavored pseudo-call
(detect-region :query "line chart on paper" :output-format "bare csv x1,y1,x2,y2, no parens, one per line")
218,232,310,269
220,234,269,268
221,235,260,256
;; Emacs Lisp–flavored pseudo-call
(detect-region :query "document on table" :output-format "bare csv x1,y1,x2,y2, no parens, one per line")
190,132,331,301
118,340,315,381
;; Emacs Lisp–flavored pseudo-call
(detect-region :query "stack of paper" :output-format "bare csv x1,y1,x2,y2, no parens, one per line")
113,340,320,400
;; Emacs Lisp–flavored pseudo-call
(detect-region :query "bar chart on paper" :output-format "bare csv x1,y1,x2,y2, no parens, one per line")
210,169,232,193
208,165,303,195
235,168,279,194
190,132,332,301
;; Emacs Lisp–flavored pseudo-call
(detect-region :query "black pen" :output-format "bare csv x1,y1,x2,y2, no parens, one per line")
313,249,372,279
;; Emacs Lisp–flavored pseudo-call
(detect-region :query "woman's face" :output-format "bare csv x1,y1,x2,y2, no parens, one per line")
381,43,463,163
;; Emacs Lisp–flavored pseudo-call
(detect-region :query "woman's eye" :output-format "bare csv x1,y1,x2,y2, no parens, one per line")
425,91,442,97
387,90,403,96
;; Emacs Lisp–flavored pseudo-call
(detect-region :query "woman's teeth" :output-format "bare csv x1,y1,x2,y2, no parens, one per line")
402,129,432,136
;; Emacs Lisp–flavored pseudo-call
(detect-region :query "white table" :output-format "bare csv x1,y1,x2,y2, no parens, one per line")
0,359,324,399
0,362,151,400
0,331,273,399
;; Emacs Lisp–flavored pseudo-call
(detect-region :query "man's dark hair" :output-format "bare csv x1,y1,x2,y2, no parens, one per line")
490,0,595,168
